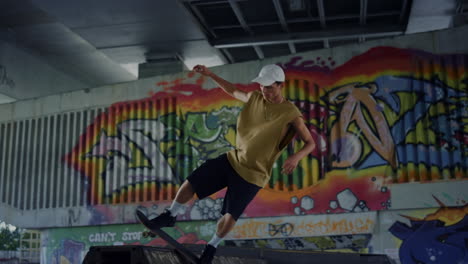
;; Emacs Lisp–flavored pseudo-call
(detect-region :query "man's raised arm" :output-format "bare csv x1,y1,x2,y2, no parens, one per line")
193,65,251,103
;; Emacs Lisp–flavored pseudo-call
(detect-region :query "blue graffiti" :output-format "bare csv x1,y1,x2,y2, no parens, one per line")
389,215,468,264
357,75,468,170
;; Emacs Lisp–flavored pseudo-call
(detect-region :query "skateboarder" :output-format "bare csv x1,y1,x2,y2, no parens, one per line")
147,64,315,263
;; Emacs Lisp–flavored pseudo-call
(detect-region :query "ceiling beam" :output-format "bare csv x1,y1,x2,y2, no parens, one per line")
227,0,264,59
228,0,253,35
176,0,230,65
185,2,219,38
211,11,401,30
213,25,404,48
187,0,229,6
288,42,297,53
222,48,235,63
316,0,326,28
272,0,289,32
359,0,367,43
400,0,409,23
457,0,468,13
360,0,368,25
94,39,207,51
272,0,296,54
253,46,264,59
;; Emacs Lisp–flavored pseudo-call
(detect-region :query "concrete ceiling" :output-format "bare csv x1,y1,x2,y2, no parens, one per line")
0,0,464,103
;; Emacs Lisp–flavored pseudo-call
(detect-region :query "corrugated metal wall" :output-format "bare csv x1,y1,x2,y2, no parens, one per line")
83,97,181,206
0,108,102,210
0,97,183,210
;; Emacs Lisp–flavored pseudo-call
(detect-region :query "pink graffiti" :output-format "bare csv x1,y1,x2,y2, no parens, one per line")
328,83,397,168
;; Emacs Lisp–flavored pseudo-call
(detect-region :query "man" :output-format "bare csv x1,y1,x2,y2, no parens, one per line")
147,64,315,263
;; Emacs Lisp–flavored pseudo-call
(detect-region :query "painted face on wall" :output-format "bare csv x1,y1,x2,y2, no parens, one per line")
260,82,283,103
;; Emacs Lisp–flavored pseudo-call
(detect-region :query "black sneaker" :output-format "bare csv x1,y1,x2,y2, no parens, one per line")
200,244,216,264
148,209,176,228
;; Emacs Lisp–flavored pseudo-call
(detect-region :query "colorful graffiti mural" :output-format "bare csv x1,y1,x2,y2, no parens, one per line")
230,211,376,240
64,46,467,221
42,214,374,263
389,198,468,264
50,239,85,264
42,220,218,263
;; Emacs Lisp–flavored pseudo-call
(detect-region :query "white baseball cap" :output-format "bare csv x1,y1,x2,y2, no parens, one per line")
252,64,285,86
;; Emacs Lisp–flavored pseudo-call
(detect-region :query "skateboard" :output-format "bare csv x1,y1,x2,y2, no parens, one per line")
136,210,200,264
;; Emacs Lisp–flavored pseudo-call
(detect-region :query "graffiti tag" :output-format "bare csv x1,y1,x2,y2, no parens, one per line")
268,223,294,237
88,231,143,243
68,209,81,226
0,65,15,89
89,232,117,243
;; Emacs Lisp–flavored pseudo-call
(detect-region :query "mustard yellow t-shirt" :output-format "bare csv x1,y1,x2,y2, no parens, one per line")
227,91,302,187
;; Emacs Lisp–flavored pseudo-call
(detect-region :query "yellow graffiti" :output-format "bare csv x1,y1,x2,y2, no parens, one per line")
231,216,375,239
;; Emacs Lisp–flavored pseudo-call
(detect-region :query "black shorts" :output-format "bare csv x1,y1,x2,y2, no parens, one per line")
187,154,261,221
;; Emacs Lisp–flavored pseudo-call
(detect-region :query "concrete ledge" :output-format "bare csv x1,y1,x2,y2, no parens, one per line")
390,180,468,209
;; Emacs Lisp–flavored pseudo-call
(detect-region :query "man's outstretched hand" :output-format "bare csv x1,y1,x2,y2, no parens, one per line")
193,65,211,76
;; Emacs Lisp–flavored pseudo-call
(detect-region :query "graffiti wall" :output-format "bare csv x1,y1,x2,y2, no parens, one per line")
1,26,467,264
31,44,467,264
230,211,376,240
42,202,468,264
43,224,360,263
42,212,375,264
41,221,214,264
62,46,467,222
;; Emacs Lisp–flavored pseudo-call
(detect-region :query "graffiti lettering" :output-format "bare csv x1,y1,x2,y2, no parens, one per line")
328,82,396,169
232,213,376,239
298,218,374,235
0,65,15,89
88,232,116,243
268,223,294,237
68,209,81,226
122,232,141,241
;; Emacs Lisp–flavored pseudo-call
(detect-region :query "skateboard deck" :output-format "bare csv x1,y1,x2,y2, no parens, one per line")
136,210,200,264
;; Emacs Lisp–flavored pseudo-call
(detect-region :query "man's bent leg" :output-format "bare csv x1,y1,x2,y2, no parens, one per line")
174,180,195,203
149,154,230,230
174,180,195,204
215,213,236,238
168,180,195,215
200,213,236,264
148,180,195,228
